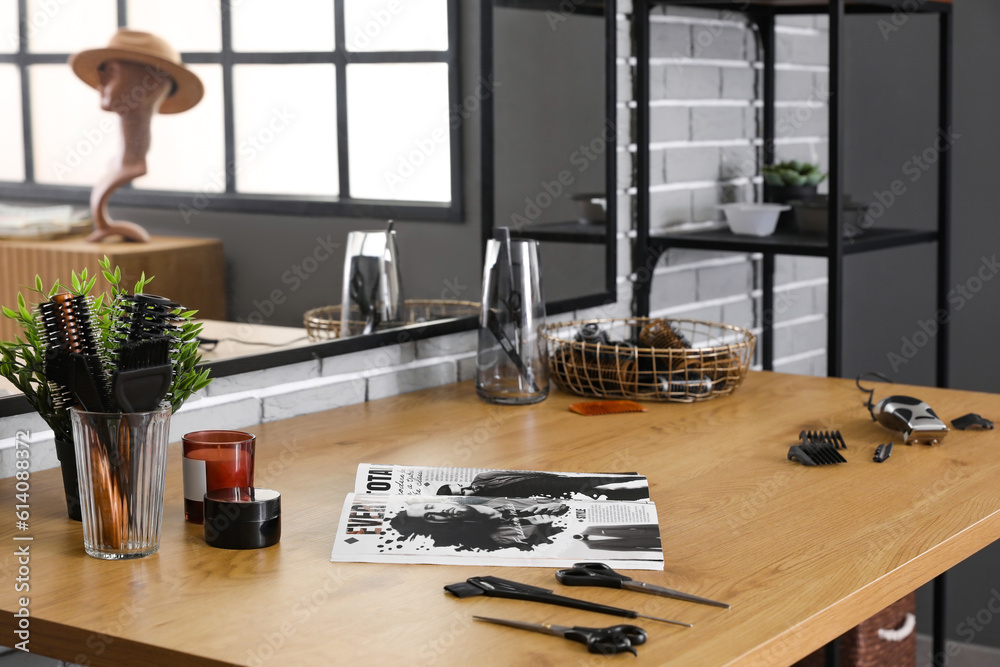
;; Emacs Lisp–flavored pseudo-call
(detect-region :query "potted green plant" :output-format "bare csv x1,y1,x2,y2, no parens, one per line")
0,257,211,520
762,161,827,232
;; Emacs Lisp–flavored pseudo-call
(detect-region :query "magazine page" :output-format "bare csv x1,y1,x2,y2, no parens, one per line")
330,493,664,570
354,464,650,502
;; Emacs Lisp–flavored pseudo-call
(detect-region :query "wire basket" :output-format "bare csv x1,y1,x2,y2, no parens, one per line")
304,300,480,341
540,317,756,402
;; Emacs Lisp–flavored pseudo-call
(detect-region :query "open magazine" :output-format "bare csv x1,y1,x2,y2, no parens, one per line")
330,465,663,570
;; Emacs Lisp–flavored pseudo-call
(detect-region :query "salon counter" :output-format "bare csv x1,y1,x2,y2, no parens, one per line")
2,372,1000,666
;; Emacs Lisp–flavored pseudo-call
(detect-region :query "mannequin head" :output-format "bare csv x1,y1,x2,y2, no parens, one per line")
95,59,173,116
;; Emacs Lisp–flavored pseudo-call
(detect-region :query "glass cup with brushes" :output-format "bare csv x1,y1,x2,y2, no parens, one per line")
41,291,180,559
476,228,548,405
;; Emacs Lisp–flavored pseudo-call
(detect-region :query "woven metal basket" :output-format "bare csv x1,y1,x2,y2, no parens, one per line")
303,299,480,341
794,593,917,667
539,317,755,402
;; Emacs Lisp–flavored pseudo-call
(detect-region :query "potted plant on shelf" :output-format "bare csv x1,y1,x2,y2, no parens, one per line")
0,257,211,520
763,161,827,233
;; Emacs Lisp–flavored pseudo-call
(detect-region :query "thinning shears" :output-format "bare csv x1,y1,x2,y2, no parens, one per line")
556,563,731,609
474,616,647,656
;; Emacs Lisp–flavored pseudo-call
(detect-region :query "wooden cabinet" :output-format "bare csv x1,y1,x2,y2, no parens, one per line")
0,235,225,340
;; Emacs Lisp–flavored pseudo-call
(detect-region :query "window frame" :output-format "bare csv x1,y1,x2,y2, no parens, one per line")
0,0,463,222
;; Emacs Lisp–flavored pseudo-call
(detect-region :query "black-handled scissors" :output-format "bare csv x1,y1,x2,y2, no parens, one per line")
474,616,647,656
556,563,730,609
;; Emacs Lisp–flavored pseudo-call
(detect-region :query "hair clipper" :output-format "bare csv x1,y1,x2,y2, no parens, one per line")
871,394,949,445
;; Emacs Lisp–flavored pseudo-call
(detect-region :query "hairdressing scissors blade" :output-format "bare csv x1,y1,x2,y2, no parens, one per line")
473,616,647,655
556,563,730,609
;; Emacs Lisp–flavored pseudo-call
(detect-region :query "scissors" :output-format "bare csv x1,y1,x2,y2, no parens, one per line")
556,563,730,609
474,616,647,655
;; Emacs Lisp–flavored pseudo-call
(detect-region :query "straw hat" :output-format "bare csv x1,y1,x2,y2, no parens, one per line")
69,29,204,114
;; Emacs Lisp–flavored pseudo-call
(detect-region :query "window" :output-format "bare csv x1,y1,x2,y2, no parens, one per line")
0,0,462,221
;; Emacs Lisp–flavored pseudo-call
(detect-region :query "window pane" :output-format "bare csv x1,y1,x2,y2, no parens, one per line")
0,0,17,54
233,64,338,197
31,64,117,186
347,63,450,202
344,0,448,52
134,65,225,192
0,65,24,181
232,0,334,53
127,0,221,52
27,0,116,54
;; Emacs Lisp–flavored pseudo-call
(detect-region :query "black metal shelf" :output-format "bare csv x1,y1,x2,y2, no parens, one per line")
648,227,939,257
511,221,608,244
633,0,951,386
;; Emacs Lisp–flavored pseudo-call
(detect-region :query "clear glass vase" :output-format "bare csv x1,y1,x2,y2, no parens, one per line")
70,406,171,560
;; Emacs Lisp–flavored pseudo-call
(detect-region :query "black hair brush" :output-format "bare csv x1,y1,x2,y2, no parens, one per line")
109,294,180,412
38,293,112,412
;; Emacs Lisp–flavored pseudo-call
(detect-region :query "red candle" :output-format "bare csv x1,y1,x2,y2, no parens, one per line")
182,431,256,524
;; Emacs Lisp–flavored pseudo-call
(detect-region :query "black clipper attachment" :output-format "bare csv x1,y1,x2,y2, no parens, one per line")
799,429,847,450
788,433,847,466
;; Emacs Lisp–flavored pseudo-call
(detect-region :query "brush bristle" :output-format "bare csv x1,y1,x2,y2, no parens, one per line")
569,400,647,416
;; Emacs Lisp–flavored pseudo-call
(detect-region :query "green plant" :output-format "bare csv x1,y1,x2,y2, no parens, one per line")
0,257,212,441
762,161,827,188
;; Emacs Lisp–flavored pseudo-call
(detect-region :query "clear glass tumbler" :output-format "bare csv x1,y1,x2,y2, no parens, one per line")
476,237,548,404
70,406,171,560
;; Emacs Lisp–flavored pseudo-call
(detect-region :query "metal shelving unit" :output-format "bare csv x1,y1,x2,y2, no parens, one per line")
632,0,953,384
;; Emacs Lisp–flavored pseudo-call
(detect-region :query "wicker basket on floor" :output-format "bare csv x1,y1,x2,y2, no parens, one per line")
794,593,917,667
540,317,755,402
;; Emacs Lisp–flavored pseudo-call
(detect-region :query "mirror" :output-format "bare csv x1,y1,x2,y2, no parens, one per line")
484,0,617,312
0,0,618,413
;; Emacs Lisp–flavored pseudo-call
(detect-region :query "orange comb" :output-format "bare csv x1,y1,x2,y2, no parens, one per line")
569,400,647,416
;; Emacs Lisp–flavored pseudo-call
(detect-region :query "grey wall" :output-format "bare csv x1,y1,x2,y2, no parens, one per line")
841,0,1000,653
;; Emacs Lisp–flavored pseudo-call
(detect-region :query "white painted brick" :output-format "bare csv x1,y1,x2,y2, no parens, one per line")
697,261,753,300
665,64,720,99
659,303,724,324
320,342,416,377
774,256,796,286
650,149,668,186
691,107,745,141
616,197,632,235
662,248,733,268
617,19,631,59
692,186,722,222
649,190,691,229
746,106,760,138
794,257,828,282
666,146,720,183
815,284,828,314
772,286,817,323
650,65,668,100
650,269,697,311
651,23,691,58
776,70,816,101
773,355,816,376
456,354,478,383
617,107,633,145
776,104,828,140
168,394,262,443
722,296,756,328
720,144,758,181
722,67,756,100
618,151,634,190
205,360,320,396
777,16,816,28
618,63,633,102
777,31,829,66
692,25,746,61
775,319,827,356
616,236,631,279
0,430,59,478
0,411,49,441
260,375,367,423
813,15,829,30
775,142,826,167
650,106,688,143
368,360,458,401
416,331,478,358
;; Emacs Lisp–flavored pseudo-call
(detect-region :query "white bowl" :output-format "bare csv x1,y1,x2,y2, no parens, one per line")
719,203,791,236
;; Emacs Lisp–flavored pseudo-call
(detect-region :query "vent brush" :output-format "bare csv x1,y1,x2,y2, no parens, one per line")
110,294,179,412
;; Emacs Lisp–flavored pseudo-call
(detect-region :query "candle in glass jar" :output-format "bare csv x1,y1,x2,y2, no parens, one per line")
182,431,256,524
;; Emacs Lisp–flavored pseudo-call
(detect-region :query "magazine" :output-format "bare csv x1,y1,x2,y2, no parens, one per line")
354,464,651,502
330,465,663,569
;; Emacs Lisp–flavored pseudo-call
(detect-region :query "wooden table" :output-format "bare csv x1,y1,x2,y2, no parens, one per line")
2,372,999,666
